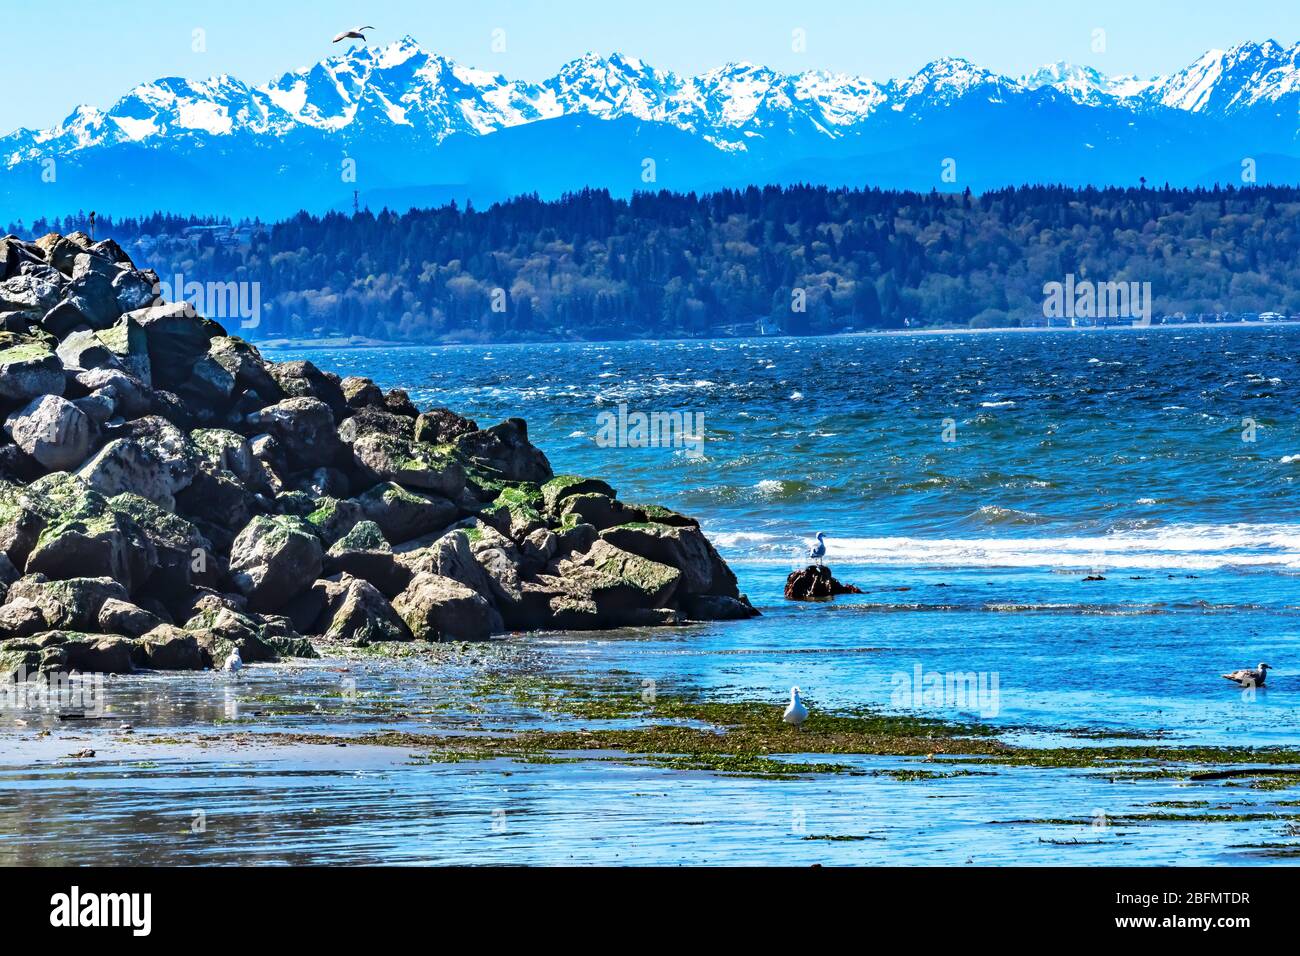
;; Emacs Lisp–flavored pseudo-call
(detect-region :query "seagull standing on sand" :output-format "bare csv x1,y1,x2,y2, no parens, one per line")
333,26,375,44
808,532,827,566
224,646,243,676
1222,662,1271,688
783,687,809,729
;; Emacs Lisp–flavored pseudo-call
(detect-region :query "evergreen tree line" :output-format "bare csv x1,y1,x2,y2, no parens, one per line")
10,183,1300,341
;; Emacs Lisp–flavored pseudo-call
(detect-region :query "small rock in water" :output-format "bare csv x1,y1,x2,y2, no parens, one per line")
784,564,863,600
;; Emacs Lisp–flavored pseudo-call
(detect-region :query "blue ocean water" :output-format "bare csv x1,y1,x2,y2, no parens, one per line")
273,327,1300,743
4,326,1299,865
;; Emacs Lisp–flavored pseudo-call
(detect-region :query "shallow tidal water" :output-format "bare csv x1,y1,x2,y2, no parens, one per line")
3,328,1300,865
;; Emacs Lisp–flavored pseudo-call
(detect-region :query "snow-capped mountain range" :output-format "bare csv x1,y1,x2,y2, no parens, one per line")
5,36,1300,219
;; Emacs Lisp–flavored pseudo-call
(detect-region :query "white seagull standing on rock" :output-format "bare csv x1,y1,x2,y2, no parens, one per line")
333,26,375,44
808,532,827,565
783,687,809,729
224,646,243,676
1222,662,1271,688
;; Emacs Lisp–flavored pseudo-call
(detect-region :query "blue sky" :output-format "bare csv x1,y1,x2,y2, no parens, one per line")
3,0,1300,132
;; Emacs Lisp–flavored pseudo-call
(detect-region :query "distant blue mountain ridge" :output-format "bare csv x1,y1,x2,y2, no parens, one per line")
4,36,1300,219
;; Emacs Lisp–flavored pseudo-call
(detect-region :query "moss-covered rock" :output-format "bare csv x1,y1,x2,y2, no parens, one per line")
317,574,412,645
558,492,644,531
107,491,219,594
325,520,409,598
354,481,457,544
5,574,130,630
304,495,365,545
0,337,64,402
351,433,466,498
227,515,323,612
20,474,154,593
599,522,732,596
541,475,615,514
393,571,503,641
413,407,478,445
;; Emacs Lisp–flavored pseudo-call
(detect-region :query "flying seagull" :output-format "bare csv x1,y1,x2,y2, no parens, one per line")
224,646,243,676
783,686,809,729
808,532,826,565
333,26,375,44
1222,662,1271,688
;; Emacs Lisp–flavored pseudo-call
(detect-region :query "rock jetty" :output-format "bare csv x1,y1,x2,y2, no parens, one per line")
0,232,757,679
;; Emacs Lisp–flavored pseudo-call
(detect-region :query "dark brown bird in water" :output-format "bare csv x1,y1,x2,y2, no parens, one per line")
1222,663,1272,687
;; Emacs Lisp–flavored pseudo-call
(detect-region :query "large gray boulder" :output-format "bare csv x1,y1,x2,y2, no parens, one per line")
351,433,466,498
315,574,412,644
455,418,552,484
138,626,205,670
126,301,226,393
326,520,410,597
599,523,741,597
521,540,683,629
62,635,137,674
399,528,494,599
0,271,65,314
267,361,346,418
5,575,130,631
354,482,457,544
541,475,616,514
4,395,93,471
337,406,414,443
97,598,163,637
190,428,271,492
56,315,151,381
18,475,154,593
244,397,341,470
227,515,323,612
208,336,283,402
107,492,220,595
75,368,153,417
413,407,478,445
393,571,503,641
76,415,196,508
0,339,64,402
558,492,642,531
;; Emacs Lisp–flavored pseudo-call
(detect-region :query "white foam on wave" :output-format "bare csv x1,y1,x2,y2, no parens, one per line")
709,523,1300,570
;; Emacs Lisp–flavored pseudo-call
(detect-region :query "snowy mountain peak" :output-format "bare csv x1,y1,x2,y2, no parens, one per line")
10,38,1300,170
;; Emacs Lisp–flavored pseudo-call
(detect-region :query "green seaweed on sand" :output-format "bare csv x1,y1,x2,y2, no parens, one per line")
802,834,880,842
870,768,994,781
628,753,860,778
998,811,1300,826
115,669,1300,786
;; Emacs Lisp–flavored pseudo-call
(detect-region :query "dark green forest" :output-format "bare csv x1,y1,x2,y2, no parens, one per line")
12,183,1300,341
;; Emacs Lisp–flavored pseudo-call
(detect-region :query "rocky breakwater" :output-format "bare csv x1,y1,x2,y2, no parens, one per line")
0,232,757,680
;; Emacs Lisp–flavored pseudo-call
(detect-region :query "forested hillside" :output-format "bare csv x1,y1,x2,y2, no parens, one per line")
12,183,1300,341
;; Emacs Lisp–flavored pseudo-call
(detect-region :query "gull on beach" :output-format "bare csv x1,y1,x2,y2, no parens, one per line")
783,687,809,728
224,647,243,676
1222,662,1271,688
333,26,375,44
807,532,827,565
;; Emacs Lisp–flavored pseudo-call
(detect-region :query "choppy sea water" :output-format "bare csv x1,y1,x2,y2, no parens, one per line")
286,327,1300,727
3,327,1300,865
